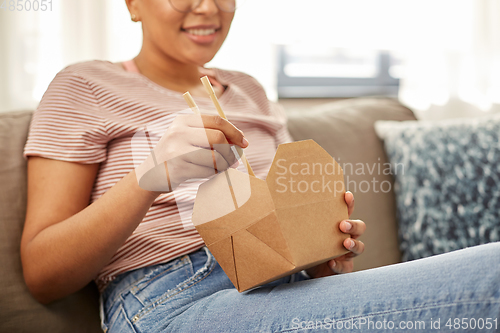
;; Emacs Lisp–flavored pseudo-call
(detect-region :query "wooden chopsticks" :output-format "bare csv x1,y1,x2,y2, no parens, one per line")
183,77,255,177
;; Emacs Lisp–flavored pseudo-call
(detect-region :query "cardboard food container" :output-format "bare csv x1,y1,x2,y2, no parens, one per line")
191,139,349,292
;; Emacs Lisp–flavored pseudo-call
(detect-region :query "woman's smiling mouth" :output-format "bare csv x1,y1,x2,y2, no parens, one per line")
182,26,220,44
184,28,217,36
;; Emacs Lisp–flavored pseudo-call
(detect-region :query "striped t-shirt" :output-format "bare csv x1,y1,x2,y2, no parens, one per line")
23,60,292,292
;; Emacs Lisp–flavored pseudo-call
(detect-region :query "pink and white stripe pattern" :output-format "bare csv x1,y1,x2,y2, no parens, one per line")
24,60,292,292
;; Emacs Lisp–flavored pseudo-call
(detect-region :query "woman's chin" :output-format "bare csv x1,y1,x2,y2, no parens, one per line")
188,53,218,67
184,41,225,66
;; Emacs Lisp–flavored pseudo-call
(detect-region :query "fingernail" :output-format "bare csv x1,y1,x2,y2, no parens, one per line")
330,260,336,268
342,221,352,232
348,239,355,249
241,137,249,147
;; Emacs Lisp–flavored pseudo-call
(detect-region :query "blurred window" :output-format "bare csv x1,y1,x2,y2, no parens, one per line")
277,45,400,98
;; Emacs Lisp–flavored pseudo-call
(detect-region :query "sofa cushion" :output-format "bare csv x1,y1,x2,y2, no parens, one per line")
376,115,500,261
287,98,417,271
0,111,101,333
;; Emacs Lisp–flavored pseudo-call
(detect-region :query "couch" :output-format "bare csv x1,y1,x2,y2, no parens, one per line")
0,98,416,332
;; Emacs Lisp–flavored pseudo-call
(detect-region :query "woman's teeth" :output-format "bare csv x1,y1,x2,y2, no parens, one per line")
185,29,216,36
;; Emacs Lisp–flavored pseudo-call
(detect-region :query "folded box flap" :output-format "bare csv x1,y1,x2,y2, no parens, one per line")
192,169,252,226
206,214,296,292
195,207,256,246
274,200,349,266
232,228,295,292
267,140,345,210
208,237,238,290
246,212,294,264
193,170,276,245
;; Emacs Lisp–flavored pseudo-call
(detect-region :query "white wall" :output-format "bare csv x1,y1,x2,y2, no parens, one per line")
0,0,109,112
207,0,279,100
1,0,499,117
0,9,41,112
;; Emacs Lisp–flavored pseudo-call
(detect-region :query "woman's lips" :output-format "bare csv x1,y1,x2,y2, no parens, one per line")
182,27,220,44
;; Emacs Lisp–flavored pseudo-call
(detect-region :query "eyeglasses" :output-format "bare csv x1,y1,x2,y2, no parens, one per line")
168,0,241,13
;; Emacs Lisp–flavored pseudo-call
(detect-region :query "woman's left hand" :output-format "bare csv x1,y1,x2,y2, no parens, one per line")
305,191,366,278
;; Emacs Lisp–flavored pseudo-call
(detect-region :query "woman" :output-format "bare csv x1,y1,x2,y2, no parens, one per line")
21,0,500,332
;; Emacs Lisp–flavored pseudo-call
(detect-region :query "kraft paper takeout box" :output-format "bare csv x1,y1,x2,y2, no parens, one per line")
192,140,349,292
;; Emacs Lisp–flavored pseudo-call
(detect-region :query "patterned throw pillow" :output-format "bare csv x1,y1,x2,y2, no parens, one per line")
375,115,500,261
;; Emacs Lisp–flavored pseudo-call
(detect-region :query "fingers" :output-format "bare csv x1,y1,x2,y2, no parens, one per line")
137,158,217,192
139,113,248,193
339,219,366,238
201,115,248,148
328,237,365,274
188,128,239,166
180,114,249,148
343,237,365,256
180,147,230,172
344,191,354,217
328,218,366,275
167,157,220,186
328,258,353,274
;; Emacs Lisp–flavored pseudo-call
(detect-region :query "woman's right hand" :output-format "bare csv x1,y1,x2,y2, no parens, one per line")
135,114,248,192
21,113,249,304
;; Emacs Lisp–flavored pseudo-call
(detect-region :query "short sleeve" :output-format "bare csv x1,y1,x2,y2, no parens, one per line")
24,69,108,164
270,101,293,147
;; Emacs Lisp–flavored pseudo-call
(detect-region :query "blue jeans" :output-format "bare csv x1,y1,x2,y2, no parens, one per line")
100,243,500,332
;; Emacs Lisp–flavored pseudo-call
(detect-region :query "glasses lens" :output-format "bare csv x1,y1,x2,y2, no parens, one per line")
169,0,244,13
169,0,201,13
215,0,243,12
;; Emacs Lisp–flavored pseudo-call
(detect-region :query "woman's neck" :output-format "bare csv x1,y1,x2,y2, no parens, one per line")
134,45,205,95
